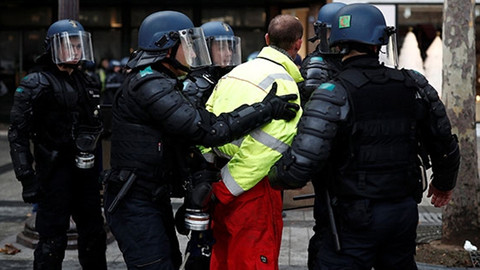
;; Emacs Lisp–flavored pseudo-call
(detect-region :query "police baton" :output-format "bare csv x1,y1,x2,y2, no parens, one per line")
325,189,341,252
292,191,341,252
107,172,137,214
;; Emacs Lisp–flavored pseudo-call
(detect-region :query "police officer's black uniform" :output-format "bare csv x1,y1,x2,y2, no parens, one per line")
182,66,228,108
269,4,460,270
8,19,107,270
103,11,299,270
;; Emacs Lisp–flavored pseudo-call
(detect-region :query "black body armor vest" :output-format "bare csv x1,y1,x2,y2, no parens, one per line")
331,64,422,200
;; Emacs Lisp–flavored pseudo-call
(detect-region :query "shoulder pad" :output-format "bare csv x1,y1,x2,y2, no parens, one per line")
19,72,49,89
405,69,429,88
301,56,329,74
404,69,440,103
128,66,169,92
310,81,348,106
306,81,350,122
16,72,49,99
135,74,177,104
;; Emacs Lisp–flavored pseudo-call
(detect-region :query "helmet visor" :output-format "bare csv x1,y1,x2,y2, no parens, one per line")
207,36,241,67
378,28,398,68
179,27,212,68
51,31,94,65
316,23,342,54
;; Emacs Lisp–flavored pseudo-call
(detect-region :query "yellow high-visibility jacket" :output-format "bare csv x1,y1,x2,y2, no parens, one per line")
205,46,303,202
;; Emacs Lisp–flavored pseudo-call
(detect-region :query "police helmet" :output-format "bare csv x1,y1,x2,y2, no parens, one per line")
313,2,346,54
109,59,121,68
120,56,129,67
138,11,193,51
316,2,346,28
201,21,241,67
133,11,211,69
45,19,94,65
329,3,390,47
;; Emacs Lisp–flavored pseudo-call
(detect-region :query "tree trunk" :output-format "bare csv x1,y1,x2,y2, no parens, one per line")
442,0,480,245
58,0,79,20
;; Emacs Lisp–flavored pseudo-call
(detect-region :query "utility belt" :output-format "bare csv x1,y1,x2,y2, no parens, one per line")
104,168,172,205
331,195,415,233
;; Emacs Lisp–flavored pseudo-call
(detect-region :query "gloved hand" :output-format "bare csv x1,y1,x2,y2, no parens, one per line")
268,165,306,190
190,181,216,210
19,174,40,204
262,82,300,121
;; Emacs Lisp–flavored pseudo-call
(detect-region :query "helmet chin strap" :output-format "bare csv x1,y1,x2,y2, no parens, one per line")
166,43,191,74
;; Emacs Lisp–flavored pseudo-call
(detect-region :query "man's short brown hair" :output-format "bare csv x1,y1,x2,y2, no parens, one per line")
267,14,303,51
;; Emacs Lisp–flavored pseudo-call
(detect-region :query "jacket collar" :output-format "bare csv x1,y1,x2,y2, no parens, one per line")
257,46,304,83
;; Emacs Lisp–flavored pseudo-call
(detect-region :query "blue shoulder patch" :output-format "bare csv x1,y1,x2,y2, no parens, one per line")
16,87,24,93
311,56,324,62
319,83,335,91
140,66,154,77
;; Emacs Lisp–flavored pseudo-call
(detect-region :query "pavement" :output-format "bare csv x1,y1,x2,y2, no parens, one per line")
0,127,468,270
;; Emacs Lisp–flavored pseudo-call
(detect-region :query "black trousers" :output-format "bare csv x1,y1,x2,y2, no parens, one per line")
34,159,107,270
104,177,182,270
310,197,419,270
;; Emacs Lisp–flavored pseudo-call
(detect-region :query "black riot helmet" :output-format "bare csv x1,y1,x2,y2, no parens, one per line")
44,19,94,65
200,21,242,67
329,3,398,67
128,11,211,71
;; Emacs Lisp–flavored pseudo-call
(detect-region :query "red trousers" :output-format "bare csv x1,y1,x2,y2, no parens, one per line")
210,177,283,270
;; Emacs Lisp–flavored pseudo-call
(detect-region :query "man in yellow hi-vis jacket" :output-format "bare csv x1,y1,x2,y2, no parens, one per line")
205,14,304,270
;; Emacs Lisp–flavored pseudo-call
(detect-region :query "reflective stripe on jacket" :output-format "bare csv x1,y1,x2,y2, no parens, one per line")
206,46,303,202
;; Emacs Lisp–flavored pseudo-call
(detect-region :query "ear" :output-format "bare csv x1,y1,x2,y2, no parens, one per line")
265,33,270,46
294,38,302,51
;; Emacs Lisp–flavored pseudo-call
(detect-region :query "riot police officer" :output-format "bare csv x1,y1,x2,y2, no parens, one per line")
8,19,107,269
182,21,241,107
103,11,299,270
180,21,242,270
298,2,345,107
297,3,347,268
269,3,460,270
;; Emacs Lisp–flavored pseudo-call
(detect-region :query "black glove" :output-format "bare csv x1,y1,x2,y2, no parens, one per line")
268,163,307,190
262,82,300,121
189,169,220,209
190,181,215,209
19,174,40,204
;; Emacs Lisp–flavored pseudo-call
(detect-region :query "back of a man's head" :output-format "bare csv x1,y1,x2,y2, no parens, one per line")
268,14,303,50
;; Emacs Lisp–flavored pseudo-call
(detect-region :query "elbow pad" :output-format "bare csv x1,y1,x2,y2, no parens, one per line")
8,128,34,180
269,150,312,190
